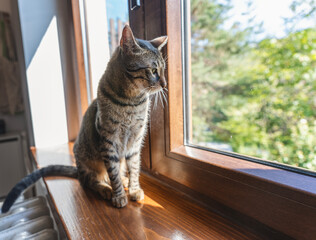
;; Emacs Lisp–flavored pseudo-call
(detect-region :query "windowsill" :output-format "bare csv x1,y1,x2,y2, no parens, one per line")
157,144,316,239
30,143,272,239
170,145,316,208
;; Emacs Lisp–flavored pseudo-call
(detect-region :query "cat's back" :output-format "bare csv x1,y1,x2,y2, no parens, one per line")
73,99,100,159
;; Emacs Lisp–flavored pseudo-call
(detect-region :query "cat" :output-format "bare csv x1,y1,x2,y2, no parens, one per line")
1,25,168,213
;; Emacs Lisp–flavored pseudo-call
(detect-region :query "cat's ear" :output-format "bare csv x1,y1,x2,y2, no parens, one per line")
120,25,140,53
150,36,168,51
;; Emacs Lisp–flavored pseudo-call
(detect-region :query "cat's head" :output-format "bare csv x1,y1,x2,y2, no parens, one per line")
119,25,168,95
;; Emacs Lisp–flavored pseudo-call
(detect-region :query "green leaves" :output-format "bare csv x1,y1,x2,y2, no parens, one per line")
190,0,316,171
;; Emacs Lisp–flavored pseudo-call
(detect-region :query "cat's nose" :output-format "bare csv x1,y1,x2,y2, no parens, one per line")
160,78,167,88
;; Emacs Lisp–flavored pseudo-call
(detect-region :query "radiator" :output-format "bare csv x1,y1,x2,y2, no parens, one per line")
0,196,58,239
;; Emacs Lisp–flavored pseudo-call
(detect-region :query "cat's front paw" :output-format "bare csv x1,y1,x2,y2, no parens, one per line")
129,189,144,201
112,194,128,208
100,187,112,200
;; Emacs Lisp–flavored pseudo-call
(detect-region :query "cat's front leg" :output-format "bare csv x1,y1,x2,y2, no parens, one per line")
101,146,127,208
126,152,144,201
104,160,128,207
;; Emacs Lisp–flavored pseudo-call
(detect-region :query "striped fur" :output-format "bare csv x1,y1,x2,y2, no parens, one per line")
74,26,168,208
1,165,77,213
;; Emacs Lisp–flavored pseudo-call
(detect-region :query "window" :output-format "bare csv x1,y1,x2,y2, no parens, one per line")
15,0,131,146
21,0,312,237
71,0,130,115
79,0,129,99
16,0,314,238
128,0,316,238
106,0,129,55
183,0,316,174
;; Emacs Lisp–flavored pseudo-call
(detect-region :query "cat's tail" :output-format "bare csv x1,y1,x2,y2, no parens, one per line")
1,165,78,213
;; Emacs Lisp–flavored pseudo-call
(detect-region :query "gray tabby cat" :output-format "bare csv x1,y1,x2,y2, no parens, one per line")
1,25,168,212
74,25,168,207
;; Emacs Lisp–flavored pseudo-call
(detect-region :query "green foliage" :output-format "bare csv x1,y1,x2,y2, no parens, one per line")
190,0,316,171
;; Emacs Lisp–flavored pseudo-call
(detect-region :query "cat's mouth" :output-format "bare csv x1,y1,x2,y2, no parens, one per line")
148,79,167,95
148,85,168,108
148,85,164,95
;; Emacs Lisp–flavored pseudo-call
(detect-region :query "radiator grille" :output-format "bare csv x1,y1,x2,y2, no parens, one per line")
0,196,58,239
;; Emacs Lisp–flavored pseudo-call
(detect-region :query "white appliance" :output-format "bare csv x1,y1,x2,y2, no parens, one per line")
0,133,26,198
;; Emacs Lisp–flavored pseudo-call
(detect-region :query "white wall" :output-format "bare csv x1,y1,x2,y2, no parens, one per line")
17,0,69,147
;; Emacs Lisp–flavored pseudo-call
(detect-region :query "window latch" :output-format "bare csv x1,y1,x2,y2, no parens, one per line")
130,0,141,10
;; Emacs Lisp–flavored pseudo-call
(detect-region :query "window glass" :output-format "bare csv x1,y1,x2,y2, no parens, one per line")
186,0,316,172
106,0,129,55
83,0,129,98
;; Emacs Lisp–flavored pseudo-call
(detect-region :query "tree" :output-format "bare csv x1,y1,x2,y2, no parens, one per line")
191,0,256,143
190,0,316,171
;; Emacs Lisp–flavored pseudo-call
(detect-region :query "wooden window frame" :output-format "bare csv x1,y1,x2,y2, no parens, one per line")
129,0,316,239
70,0,90,122
67,0,316,238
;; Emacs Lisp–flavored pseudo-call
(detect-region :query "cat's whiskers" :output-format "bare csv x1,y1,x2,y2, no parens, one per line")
139,86,151,95
163,55,169,64
154,92,158,110
149,86,158,110
161,89,168,107
158,91,164,109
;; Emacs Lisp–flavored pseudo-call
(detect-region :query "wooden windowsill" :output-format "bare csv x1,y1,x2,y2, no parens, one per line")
170,145,316,207
30,143,277,240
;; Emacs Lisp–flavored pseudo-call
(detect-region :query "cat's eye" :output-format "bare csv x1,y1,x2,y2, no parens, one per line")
152,68,158,74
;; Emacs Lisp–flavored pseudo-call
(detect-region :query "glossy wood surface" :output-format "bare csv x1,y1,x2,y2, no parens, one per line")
31,143,265,240
144,1,316,239
165,0,184,150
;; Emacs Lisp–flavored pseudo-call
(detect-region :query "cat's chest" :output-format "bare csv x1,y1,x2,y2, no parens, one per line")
118,102,149,126
119,106,148,143
118,108,148,135
122,111,146,125
98,100,149,151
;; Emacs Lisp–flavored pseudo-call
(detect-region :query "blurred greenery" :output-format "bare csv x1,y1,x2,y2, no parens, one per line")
190,0,316,171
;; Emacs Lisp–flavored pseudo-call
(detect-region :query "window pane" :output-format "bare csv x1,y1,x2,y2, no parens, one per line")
186,0,316,172
106,0,129,55
83,0,129,98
